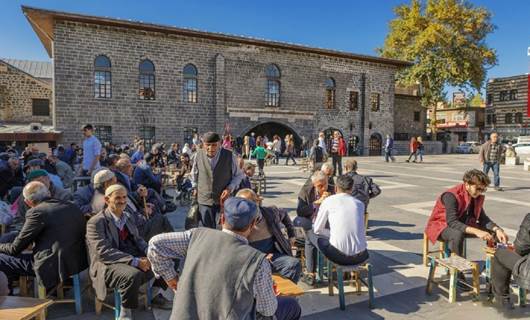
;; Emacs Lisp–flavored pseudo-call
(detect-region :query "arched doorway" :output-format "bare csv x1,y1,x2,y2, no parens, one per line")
369,133,382,156
242,121,302,153
348,135,360,156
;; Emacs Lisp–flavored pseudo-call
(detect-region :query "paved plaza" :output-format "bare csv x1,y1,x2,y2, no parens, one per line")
47,154,530,319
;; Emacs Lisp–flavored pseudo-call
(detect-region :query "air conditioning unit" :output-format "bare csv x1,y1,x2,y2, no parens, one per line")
29,122,43,132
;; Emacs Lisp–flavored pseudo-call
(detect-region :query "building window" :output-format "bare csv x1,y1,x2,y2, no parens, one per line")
370,93,380,111
505,113,513,124
510,89,518,100
95,125,112,144
394,133,409,141
32,99,50,116
414,111,421,122
515,112,523,124
349,91,359,111
139,59,155,100
486,94,492,105
325,78,336,109
94,55,111,98
183,64,198,103
487,114,492,125
139,126,156,149
492,114,497,124
265,64,280,107
499,90,508,101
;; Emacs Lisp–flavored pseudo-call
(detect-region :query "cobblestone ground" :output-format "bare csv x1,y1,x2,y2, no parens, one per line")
49,154,530,319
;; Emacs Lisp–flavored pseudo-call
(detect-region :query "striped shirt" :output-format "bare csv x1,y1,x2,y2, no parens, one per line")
147,229,277,317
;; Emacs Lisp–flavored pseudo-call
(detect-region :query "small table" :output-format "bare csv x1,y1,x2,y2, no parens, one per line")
0,296,53,320
272,275,304,297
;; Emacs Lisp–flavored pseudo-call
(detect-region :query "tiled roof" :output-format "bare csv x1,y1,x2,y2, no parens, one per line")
0,58,52,79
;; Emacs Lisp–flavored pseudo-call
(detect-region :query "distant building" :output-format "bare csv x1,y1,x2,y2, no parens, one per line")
22,6,422,156
485,74,529,141
0,58,60,148
434,101,485,142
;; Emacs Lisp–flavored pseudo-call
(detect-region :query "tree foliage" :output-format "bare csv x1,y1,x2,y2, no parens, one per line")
379,0,497,107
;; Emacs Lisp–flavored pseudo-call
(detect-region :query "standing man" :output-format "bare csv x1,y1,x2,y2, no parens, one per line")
479,132,504,191
148,197,301,320
330,131,346,176
81,124,102,177
384,134,396,162
191,132,244,229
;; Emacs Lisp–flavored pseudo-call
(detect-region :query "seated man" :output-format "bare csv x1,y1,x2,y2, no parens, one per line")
86,185,171,320
238,162,256,192
148,197,301,320
13,170,72,230
133,153,162,194
236,188,301,283
24,158,64,189
91,169,118,213
295,170,332,285
48,154,75,189
425,169,508,288
490,212,530,309
0,181,87,291
425,169,508,256
0,155,24,200
175,153,192,194
73,172,97,216
344,159,381,214
313,175,369,266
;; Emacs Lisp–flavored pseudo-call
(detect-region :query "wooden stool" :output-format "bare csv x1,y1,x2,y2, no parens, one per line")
293,227,306,272
95,282,153,320
483,247,527,307
422,233,471,266
37,273,83,315
426,254,480,303
325,258,375,310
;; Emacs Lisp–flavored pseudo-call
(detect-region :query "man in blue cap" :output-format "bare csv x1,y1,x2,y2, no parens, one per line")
148,197,301,320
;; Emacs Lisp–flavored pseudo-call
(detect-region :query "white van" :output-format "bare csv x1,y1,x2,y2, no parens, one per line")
515,136,530,155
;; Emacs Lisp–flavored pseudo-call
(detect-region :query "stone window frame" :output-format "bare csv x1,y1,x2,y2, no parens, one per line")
370,92,380,112
139,59,156,100
95,125,112,144
265,64,281,107
505,112,513,124
139,126,156,150
348,90,359,111
183,63,198,103
515,112,524,124
32,98,50,116
324,78,336,109
94,55,112,99
509,89,518,101
499,90,508,102
413,111,421,122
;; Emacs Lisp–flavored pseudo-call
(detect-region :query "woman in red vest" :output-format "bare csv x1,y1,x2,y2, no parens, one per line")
425,169,508,257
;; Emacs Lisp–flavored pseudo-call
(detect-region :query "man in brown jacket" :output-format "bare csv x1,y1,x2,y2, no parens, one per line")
479,132,504,191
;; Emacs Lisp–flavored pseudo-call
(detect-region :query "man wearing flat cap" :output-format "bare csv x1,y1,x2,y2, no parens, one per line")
148,197,302,320
191,131,245,228
87,184,171,320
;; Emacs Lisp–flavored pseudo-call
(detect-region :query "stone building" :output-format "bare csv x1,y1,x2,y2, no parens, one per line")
24,6,420,155
0,58,60,147
485,74,529,141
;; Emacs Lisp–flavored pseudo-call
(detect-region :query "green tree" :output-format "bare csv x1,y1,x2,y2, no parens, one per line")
379,0,497,134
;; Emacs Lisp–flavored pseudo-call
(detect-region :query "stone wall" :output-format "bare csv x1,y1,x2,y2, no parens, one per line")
53,20,399,148
394,94,425,141
0,61,52,124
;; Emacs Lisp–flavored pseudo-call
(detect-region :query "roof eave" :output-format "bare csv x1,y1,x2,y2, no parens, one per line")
22,5,413,68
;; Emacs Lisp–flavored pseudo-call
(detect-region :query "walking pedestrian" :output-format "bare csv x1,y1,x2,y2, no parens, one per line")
417,136,424,162
285,136,297,165
318,132,328,160
479,132,504,191
273,135,282,165
405,137,418,163
330,131,346,176
384,134,396,162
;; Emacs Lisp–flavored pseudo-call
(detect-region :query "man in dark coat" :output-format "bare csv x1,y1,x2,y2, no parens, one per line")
0,181,87,290
236,188,301,283
491,212,530,309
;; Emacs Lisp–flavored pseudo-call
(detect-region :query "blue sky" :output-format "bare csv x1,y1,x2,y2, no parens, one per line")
1,0,529,86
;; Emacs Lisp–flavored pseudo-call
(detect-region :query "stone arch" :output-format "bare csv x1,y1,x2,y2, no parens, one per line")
240,120,303,150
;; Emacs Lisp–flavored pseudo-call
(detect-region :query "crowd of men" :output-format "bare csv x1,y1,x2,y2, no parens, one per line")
0,124,529,318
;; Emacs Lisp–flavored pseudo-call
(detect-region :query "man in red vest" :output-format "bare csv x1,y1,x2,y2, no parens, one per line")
425,169,508,257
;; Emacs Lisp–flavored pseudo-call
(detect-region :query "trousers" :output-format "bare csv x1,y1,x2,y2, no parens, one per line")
198,204,220,229
491,248,521,296
439,227,466,256
331,154,343,176
104,263,151,309
483,161,500,187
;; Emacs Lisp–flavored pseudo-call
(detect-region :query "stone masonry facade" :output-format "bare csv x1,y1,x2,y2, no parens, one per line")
52,18,401,152
394,94,425,140
0,60,52,125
